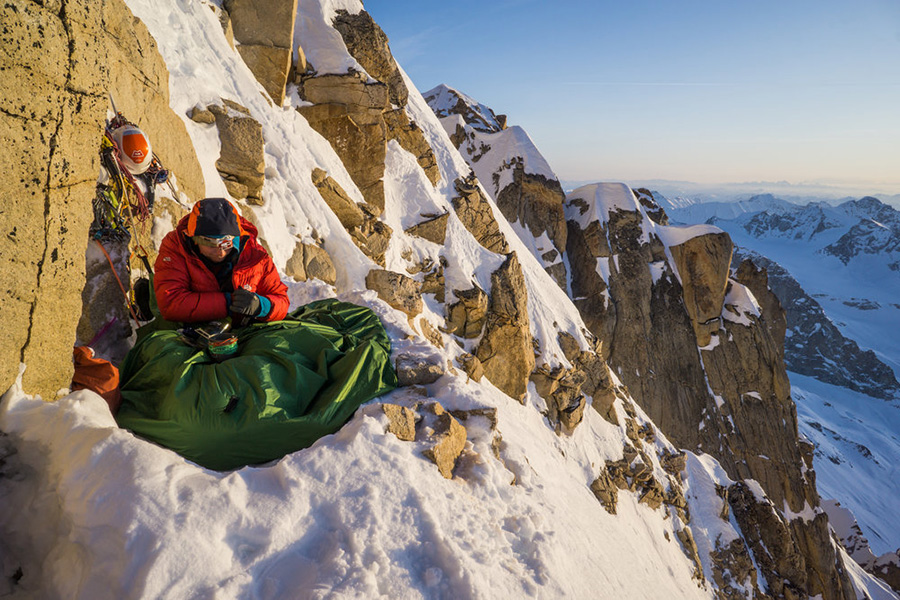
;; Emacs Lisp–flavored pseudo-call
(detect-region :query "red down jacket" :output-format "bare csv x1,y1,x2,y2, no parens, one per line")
154,214,289,323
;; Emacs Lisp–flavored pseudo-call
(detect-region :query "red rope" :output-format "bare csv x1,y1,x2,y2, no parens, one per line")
94,239,141,323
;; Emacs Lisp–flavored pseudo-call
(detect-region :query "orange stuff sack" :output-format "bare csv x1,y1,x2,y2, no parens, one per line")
72,346,123,415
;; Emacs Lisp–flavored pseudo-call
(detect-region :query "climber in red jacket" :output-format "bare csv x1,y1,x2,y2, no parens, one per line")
154,197,289,324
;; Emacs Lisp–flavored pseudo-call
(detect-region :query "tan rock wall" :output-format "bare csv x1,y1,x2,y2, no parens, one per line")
224,0,297,104
1,0,202,398
475,253,534,401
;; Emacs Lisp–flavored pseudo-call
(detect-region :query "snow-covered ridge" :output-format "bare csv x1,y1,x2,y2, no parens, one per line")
424,83,505,132
0,0,896,598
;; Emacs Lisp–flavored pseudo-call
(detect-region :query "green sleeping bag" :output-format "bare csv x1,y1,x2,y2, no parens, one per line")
117,299,398,470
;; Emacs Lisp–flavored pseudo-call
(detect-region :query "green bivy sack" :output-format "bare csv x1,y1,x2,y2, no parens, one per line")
116,299,398,470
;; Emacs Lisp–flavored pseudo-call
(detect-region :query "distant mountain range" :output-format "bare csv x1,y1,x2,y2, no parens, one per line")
565,179,900,209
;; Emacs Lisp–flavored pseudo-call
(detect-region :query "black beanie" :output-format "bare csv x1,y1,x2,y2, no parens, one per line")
186,198,241,237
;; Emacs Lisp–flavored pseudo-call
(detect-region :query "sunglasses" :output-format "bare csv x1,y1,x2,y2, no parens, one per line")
193,235,235,249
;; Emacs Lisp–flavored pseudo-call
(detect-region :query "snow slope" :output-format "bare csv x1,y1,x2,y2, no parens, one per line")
0,1,895,599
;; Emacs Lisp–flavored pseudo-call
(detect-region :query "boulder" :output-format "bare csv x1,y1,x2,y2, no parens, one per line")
590,471,619,514
310,168,366,229
332,10,408,106
353,218,392,267
209,102,265,202
365,269,423,317
451,174,509,254
421,402,467,479
456,353,484,382
404,212,449,244
475,253,534,402
445,286,488,339
421,264,446,303
530,365,587,432
284,241,336,285
382,403,416,442
384,108,440,185
395,353,444,386
224,0,297,104
669,232,733,347
189,106,216,124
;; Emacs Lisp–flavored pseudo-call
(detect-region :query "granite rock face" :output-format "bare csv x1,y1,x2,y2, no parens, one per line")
669,232,733,347
0,0,202,398
563,184,856,600
298,73,388,213
299,11,439,212
425,87,567,290
451,174,510,255
224,0,297,104
332,10,408,108
475,253,534,402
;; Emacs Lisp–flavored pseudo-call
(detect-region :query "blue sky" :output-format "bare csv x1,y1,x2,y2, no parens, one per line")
365,1,900,194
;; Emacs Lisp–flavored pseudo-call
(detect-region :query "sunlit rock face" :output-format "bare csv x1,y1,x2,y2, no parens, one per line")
563,183,855,599
1,0,203,398
224,0,297,104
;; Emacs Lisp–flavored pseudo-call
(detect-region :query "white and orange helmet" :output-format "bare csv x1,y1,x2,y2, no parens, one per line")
112,125,153,175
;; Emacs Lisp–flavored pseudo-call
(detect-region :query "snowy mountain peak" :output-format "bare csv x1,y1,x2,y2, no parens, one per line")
423,83,506,133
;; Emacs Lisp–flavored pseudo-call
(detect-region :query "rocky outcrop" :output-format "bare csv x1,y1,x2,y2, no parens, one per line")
332,10,408,108
365,269,423,318
421,402,467,479
405,213,449,245
423,84,505,133
1,0,203,398
311,168,366,228
494,159,567,289
494,160,567,254
383,108,440,186
383,403,417,442
224,0,297,104
451,174,510,254
284,241,336,285
299,73,388,212
209,101,265,203
310,168,391,265
456,353,484,382
710,538,763,599
530,365,586,432
729,483,854,600
669,232,732,347
475,253,534,401
564,185,856,599
445,286,488,339
394,354,444,386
